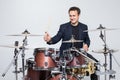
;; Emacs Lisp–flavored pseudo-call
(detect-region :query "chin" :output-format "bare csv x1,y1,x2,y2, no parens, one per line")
71,22,76,24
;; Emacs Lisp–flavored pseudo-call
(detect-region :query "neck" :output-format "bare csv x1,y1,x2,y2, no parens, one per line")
71,22,79,26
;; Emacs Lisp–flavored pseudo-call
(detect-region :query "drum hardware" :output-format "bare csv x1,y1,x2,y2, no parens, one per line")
59,51,70,80
96,70,116,75
45,48,55,56
109,52,120,79
91,24,117,80
13,41,19,80
1,41,22,80
71,48,97,63
50,49,86,80
2,30,36,78
20,30,29,78
52,50,74,80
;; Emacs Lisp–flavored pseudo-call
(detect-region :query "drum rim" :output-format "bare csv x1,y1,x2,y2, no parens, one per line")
33,66,59,71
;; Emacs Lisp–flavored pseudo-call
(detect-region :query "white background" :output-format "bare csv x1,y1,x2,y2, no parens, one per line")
0,0,120,80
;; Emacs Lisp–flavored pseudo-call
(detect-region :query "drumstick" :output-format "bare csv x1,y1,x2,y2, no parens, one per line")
45,18,52,33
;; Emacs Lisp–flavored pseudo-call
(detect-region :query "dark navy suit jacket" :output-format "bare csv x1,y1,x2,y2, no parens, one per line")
48,22,90,55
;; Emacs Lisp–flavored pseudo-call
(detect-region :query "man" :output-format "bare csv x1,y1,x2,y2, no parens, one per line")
44,6,98,80
44,6,90,55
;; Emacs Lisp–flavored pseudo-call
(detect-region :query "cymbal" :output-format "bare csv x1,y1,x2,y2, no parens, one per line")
6,34,43,36
6,29,43,36
62,39,83,43
96,70,116,75
0,45,30,50
84,28,117,32
62,35,83,43
0,45,21,48
84,24,118,32
92,49,119,54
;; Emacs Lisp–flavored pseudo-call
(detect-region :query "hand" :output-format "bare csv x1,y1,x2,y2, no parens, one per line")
83,44,89,51
44,32,51,42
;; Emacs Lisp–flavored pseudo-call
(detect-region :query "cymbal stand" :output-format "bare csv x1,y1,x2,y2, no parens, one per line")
21,35,28,78
98,24,115,80
71,35,75,47
98,25,108,80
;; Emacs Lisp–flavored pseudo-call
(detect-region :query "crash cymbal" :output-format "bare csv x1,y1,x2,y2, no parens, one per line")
84,24,118,32
84,28,117,32
0,45,21,48
6,34,43,36
92,49,119,54
6,29,43,36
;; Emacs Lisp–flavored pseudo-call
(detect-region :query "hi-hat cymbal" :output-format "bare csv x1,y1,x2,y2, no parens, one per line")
96,70,116,75
6,29,43,37
62,37,83,43
84,24,118,32
0,45,31,50
62,39,83,43
62,35,83,43
92,49,119,54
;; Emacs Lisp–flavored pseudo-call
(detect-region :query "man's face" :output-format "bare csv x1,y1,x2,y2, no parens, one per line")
69,10,79,25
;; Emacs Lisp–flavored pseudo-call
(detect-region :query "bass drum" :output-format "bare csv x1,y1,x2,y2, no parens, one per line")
48,74,77,80
24,58,40,80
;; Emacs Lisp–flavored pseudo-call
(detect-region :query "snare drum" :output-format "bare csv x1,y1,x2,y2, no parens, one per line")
67,62,95,76
34,48,57,70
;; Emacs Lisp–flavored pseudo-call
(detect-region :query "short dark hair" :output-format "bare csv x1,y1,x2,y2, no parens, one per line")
68,6,81,15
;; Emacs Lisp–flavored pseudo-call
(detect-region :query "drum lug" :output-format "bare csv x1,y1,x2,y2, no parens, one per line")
44,62,48,67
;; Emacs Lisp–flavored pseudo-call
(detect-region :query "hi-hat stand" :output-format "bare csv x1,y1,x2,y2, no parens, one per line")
1,42,22,79
13,41,20,80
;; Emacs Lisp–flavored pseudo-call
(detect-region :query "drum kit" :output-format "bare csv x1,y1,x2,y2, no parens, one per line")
0,25,119,80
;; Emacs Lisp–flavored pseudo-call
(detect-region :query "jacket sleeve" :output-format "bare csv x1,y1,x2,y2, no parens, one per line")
47,25,64,44
83,25,90,47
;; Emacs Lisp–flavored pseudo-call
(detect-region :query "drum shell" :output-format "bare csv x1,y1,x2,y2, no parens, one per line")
66,62,95,76
25,59,51,80
34,48,57,70
67,54,86,67
25,60,40,80
49,74,77,80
